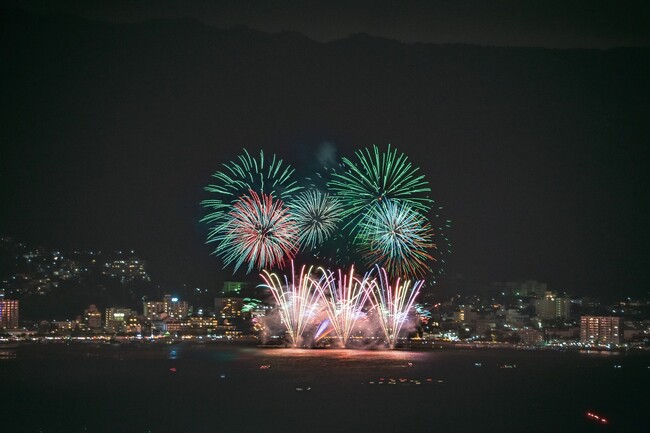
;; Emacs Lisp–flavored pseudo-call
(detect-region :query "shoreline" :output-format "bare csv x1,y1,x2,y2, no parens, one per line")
2,337,646,354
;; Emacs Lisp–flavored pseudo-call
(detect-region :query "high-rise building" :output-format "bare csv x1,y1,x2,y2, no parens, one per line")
163,294,189,319
580,316,622,345
535,292,571,321
143,301,165,320
144,295,189,320
105,307,133,332
0,299,19,329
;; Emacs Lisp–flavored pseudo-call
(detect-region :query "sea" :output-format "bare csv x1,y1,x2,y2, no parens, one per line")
1,342,648,432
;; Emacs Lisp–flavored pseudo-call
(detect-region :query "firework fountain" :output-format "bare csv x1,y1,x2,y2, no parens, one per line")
365,266,424,348
260,263,323,347
315,265,372,347
259,262,423,348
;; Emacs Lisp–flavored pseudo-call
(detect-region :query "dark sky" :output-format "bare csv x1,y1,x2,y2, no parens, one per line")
3,0,650,48
1,2,649,297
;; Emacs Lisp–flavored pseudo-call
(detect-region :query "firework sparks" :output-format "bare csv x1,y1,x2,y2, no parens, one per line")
289,190,343,250
316,265,372,347
202,149,302,226
260,262,422,349
328,144,432,228
356,199,434,279
365,266,423,349
210,190,299,273
260,263,323,346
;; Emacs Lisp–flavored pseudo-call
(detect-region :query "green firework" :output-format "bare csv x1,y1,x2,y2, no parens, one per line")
328,144,432,230
201,149,303,226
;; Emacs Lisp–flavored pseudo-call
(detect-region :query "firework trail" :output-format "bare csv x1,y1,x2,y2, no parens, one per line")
313,318,332,340
315,265,372,347
260,263,323,346
288,190,343,250
211,190,299,273
356,199,434,279
365,266,423,348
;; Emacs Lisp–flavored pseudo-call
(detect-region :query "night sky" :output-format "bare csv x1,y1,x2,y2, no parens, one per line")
1,1,649,296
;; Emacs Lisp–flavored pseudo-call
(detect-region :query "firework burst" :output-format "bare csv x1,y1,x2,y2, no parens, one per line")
356,199,434,279
210,190,299,273
202,149,302,226
289,190,343,250
328,144,432,228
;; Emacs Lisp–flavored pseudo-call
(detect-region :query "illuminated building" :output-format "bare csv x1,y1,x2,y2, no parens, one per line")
180,316,219,334
143,301,165,320
0,299,19,329
452,307,477,324
52,320,77,332
534,292,571,321
102,257,151,283
221,281,246,295
144,295,189,320
124,314,143,334
163,294,189,319
215,297,245,320
105,307,133,332
83,304,102,330
163,317,182,334
580,316,622,345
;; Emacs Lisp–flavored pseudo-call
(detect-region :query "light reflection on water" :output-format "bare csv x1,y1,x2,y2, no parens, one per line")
0,350,16,360
2,344,648,432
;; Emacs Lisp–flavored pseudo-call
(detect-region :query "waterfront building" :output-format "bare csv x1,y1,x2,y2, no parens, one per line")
163,294,190,319
504,309,528,328
516,328,544,345
144,295,189,320
163,317,182,334
143,300,166,320
534,292,571,321
215,297,245,320
180,315,220,334
105,307,133,332
124,314,143,334
580,316,622,345
0,298,19,329
52,320,77,332
545,327,580,341
83,304,102,330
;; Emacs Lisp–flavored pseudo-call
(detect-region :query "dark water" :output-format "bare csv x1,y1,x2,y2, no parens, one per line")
1,343,648,432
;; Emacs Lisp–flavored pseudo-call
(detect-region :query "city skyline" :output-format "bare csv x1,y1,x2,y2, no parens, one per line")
2,4,649,433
